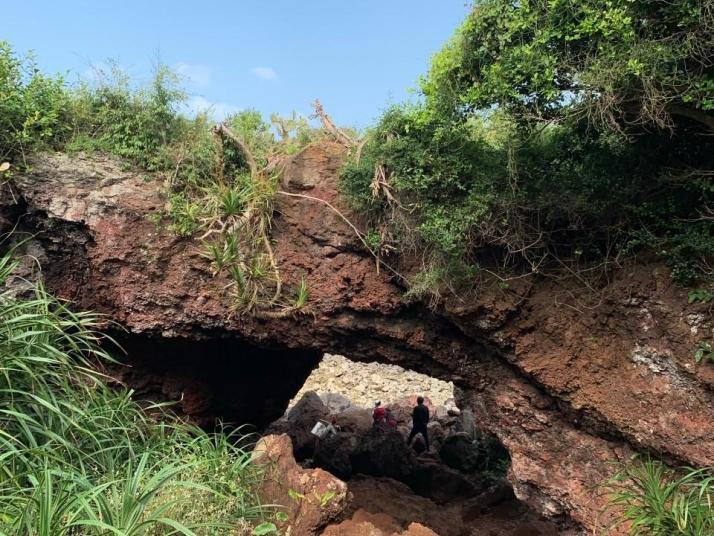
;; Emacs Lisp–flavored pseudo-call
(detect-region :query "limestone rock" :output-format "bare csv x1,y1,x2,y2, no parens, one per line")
321,392,353,413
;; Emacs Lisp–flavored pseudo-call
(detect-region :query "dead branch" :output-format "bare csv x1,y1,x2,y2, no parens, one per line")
277,190,407,284
311,99,354,147
212,122,257,176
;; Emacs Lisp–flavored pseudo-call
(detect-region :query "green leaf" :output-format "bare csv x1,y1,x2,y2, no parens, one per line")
252,522,278,535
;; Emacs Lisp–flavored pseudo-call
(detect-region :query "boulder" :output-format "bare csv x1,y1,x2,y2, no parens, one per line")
426,421,446,452
401,524,439,536
433,405,450,421
322,509,401,536
251,434,349,535
334,406,373,434
314,431,359,479
461,478,515,518
408,460,482,504
321,392,353,413
322,510,439,536
388,396,435,420
438,433,483,474
351,427,416,480
266,391,329,459
454,408,477,439
393,395,435,410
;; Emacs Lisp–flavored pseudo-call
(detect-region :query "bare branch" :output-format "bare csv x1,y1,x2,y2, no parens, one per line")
311,99,354,146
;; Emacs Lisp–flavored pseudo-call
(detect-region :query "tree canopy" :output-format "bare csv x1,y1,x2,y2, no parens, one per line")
342,0,714,293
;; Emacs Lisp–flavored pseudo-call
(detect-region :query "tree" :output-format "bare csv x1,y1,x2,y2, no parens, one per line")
423,0,714,134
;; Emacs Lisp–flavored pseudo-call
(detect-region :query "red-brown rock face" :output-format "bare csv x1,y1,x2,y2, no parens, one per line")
1,142,712,533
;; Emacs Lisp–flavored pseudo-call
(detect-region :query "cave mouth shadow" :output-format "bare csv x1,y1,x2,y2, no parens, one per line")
106,332,322,431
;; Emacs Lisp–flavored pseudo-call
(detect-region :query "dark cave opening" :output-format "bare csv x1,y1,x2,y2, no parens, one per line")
105,334,562,535
108,332,322,430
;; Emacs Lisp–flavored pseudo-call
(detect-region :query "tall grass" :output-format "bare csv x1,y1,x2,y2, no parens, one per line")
606,457,714,535
0,252,270,535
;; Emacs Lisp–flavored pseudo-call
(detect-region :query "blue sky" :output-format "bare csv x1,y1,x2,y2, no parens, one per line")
4,1,470,128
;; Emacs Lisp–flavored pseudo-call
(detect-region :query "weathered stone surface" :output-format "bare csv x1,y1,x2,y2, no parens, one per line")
314,431,359,480
320,392,354,414
351,428,417,481
266,391,328,459
333,407,373,435
289,354,454,410
342,475,563,536
251,434,349,535
408,460,481,505
438,433,483,474
2,145,713,533
321,509,440,536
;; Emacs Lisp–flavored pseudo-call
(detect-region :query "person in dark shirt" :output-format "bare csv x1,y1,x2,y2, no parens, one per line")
407,396,429,451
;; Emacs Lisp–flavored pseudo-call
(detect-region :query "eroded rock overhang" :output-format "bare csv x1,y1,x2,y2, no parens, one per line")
1,143,712,533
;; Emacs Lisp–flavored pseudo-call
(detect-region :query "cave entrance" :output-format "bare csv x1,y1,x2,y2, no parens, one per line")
109,333,321,430
109,337,561,535
273,353,563,536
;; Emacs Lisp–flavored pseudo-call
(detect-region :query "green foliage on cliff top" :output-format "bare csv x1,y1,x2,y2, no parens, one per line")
0,251,274,534
0,40,323,315
342,0,714,294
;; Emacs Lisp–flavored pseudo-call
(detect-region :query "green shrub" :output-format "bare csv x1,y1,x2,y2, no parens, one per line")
606,457,714,535
341,0,714,296
0,251,272,535
0,42,69,163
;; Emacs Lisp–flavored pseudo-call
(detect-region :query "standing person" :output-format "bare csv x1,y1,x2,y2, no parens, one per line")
408,396,429,451
372,400,386,426
385,407,397,428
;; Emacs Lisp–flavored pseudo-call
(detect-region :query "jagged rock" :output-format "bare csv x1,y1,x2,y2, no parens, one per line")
455,408,477,439
439,433,483,474
266,391,328,459
322,509,401,536
425,421,446,453
251,434,349,535
433,405,449,421
401,524,440,536
462,478,516,517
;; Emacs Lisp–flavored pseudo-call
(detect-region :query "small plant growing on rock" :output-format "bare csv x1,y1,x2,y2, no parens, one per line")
605,457,714,535
695,341,714,364
295,277,310,309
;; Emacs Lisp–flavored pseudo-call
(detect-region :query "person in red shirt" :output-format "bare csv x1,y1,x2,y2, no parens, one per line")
372,400,386,426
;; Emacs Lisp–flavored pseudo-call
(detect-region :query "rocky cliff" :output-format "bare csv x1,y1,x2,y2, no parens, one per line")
1,142,712,533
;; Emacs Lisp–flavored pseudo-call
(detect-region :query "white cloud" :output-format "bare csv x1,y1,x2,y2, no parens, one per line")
183,96,242,121
250,66,278,81
175,63,212,87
